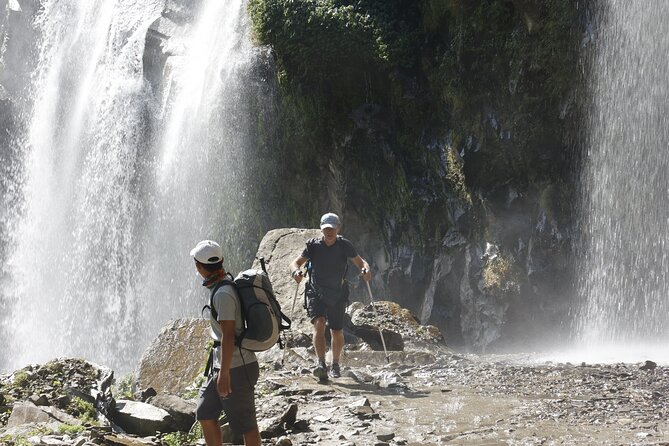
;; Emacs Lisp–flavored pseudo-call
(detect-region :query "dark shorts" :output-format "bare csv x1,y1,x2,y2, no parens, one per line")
195,361,259,435
307,295,346,330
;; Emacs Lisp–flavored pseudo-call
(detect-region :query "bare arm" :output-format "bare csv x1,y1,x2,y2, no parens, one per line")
289,255,308,283
351,255,371,282
216,320,236,396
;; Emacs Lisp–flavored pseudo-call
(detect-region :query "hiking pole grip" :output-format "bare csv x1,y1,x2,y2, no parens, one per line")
365,281,390,363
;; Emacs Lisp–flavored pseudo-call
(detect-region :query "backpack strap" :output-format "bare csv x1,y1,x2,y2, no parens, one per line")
202,273,235,321
202,273,235,377
203,340,221,377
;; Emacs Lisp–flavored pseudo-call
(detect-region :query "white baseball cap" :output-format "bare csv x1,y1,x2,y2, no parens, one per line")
320,213,340,229
190,240,223,264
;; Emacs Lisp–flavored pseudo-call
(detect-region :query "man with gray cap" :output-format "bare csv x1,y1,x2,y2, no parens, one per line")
190,240,261,446
289,213,371,382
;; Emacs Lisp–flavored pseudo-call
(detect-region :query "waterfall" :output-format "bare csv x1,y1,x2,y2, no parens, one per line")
0,0,275,373
577,1,669,360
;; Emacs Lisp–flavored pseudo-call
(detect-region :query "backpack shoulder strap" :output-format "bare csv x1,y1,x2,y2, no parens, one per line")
206,274,235,321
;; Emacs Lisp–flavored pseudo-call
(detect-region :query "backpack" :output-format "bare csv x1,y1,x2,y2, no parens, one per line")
208,269,291,352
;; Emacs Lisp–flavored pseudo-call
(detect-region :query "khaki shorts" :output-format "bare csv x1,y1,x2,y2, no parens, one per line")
195,361,259,435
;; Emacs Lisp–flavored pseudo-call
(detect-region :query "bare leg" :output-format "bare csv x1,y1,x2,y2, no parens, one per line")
312,316,327,362
200,419,221,446
331,328,344,364
243,427,261,446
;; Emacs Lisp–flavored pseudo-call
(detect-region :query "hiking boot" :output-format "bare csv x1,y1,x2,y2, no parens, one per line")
330,363,341,378
313,365,328,382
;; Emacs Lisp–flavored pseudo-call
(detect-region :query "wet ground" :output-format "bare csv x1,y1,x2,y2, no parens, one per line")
257,347,669,445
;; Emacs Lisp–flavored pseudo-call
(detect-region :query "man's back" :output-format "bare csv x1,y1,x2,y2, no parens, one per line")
209,283,257,369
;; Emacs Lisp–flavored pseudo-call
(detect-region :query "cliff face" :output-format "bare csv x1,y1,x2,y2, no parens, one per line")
0,0,584,354
241,0,584,351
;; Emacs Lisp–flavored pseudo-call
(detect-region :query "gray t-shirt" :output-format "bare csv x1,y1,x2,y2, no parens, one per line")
209,283,257,369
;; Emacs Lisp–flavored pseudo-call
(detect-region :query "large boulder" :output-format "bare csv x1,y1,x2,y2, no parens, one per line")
111,400,175,436
137,318,210,396
252,228,321,337
253,228,445,351
146,393,196,432
348,301,442,350
6,402,81,428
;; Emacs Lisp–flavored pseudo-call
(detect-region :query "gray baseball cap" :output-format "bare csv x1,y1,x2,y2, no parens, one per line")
320,212,340,229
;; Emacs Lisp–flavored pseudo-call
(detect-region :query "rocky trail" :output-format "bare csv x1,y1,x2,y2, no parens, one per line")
2,342,668,446
256,347,669,445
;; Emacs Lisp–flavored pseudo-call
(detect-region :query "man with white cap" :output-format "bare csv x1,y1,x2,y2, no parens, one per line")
190,240,261,446
289,213,371,382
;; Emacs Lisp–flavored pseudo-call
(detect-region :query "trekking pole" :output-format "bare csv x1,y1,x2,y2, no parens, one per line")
282,273,302,365
362,269,390,364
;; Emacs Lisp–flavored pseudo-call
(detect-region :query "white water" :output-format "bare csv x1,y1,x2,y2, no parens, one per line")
0,0,267,373
576,1,669,361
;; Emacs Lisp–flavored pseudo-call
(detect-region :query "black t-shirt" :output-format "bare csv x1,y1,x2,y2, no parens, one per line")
301,236,358,291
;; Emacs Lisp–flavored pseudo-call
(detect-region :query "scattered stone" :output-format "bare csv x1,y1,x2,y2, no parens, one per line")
141,387,157,401
348,397,371,409
376,431,395,441
278,403,298,427
147,393,195,432
640,360,657,371
102,433,157,445
111,399,175,437
7,402,80,427
29,393,50,406
275,436,292,446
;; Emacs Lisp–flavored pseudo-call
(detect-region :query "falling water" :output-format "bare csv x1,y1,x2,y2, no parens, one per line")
0,0,275,373
577,1,669,360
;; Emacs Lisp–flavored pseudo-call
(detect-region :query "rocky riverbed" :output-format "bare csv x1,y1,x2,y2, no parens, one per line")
1,342,668,445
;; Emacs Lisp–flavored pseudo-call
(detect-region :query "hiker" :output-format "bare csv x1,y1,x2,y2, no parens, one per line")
190,240,261,446
289,212,371,382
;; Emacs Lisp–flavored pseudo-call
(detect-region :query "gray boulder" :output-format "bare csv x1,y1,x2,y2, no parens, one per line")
147,393,196,432
111,399,175,436
253,228,321,337
6,402,81,427
137,318,210,396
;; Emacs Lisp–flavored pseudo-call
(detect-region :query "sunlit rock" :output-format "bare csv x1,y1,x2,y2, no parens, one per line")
111,399,174,437
137,318,210,396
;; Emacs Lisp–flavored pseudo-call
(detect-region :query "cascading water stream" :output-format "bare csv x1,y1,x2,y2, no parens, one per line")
2,0,164,373
576,1,669,361
0,0,273,373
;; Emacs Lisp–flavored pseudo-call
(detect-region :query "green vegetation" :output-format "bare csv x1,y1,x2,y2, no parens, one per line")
482,254,520,297
58,423,85,435
159,423,202,446
67,397,96,424
12,371,30,388
247,0,580,256
113,373,136,400
160,430,200,446
0,435,32,446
